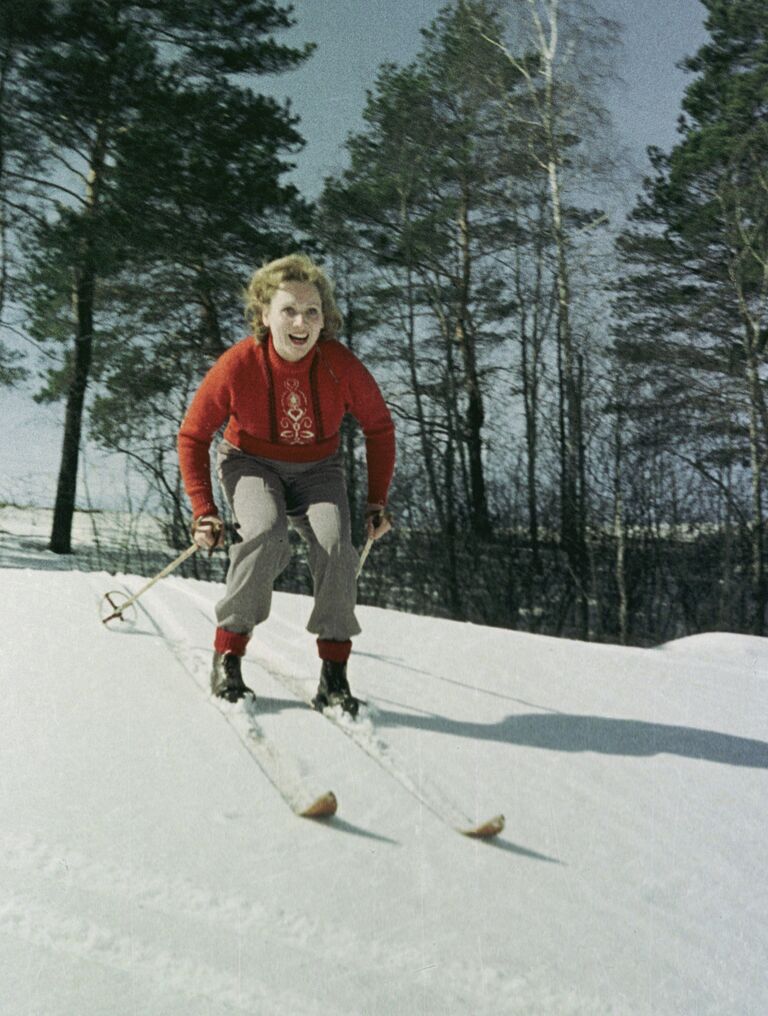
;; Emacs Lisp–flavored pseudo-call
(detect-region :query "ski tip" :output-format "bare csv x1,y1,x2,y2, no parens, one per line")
461,814,505,839
299,791,338,819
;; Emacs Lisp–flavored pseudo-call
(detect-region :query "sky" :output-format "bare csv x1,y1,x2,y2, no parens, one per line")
0,0,711,510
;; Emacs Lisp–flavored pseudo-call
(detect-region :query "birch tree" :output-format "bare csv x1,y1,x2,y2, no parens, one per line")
471,0,619,636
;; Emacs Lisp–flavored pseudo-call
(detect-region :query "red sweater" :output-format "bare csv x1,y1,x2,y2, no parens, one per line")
178,335,395,518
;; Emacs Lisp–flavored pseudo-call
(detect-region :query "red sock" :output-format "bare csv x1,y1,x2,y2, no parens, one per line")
214,628,250,656
317,638,352,663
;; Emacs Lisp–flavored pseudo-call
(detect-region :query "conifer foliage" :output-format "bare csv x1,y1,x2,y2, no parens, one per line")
615,0,768,632
1,0,311,552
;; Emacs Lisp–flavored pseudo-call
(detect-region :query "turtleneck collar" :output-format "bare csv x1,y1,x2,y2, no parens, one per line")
265,331,318,374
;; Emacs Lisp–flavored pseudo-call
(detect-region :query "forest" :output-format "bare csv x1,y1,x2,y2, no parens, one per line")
1,0,766,644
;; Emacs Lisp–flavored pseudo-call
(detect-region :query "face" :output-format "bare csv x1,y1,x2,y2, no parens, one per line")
262,280,324,362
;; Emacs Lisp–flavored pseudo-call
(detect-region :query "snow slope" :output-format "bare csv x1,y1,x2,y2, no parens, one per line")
1,540,767,1014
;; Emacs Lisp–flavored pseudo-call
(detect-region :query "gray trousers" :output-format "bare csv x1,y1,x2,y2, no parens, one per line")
214,441,361,642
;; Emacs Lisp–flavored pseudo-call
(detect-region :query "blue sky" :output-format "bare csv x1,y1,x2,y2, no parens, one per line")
1,0,710,509
276,0,709,197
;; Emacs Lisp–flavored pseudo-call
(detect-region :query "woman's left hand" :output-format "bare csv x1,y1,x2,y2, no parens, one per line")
365,504,393,541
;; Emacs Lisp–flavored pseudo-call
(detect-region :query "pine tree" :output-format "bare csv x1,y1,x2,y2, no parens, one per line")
82,76,311,548
5,0,311,551
614,0,768,633
321,0,528,551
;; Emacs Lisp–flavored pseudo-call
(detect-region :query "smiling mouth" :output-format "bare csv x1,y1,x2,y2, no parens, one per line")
289,333,309,344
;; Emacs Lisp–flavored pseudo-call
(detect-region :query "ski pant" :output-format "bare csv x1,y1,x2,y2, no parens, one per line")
214,440,361,645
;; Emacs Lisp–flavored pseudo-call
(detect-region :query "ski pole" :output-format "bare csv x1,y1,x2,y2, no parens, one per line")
356,536,374,579
357,507,393,579
101,543,199,624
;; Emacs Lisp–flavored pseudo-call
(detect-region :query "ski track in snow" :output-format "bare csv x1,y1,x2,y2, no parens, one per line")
0,830,572,1016
158,576,503,834
0,893,338,1015
96,573,335,817
0,832,361,952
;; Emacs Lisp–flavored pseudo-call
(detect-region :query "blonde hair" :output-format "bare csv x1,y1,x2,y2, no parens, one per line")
244,253,343,342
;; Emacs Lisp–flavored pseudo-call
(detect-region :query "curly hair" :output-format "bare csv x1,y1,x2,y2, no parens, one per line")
244,253,343,342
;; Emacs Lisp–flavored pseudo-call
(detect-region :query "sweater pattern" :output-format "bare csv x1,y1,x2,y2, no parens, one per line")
279,378,314,444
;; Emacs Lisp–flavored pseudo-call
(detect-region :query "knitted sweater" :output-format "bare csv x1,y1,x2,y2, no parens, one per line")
178,335,395,518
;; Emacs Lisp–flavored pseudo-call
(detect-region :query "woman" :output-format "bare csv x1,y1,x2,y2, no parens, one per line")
178,253,395,716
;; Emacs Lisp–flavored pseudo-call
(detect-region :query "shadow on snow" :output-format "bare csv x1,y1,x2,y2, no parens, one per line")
370,707,768,770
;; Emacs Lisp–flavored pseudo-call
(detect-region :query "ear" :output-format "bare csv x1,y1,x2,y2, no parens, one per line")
261,305,270,328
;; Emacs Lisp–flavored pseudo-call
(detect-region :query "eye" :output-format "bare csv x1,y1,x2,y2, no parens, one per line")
307,308,320,318
281,306,295,316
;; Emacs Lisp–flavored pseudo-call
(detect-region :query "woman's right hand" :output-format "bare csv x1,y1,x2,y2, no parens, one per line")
365,504,393,541
191,514,225,550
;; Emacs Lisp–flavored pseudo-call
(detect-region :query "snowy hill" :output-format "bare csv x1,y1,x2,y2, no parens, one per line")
1,529,767,1014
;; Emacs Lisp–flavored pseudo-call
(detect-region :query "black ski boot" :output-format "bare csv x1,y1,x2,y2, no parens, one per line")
210,652,254,703
312,660,361,718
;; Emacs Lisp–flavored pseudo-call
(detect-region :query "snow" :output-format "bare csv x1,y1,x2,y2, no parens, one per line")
1,516,767,1015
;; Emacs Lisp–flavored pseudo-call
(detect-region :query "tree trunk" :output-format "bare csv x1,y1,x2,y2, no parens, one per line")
403,261,445,529
443,316,463,618
544,63,588,636
612,403,628,644
455,187,490,539
49,124,107,553
719,462,734,630
576,347,589,635
342,295,360,543
0,49,13,320
745,338,765,634
198,284,224,357
49,265,95,552
520,318,540,569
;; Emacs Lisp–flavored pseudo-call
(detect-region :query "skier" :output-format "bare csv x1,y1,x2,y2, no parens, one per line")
178,253,395,715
